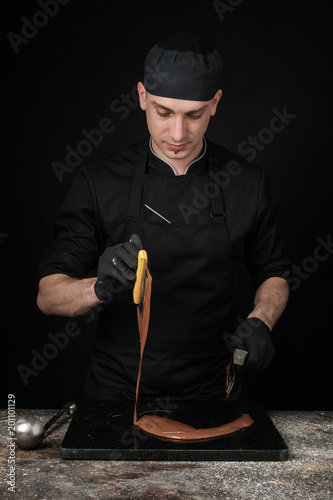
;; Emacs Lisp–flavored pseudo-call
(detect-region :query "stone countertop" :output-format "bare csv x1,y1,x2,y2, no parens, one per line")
0,409,332,500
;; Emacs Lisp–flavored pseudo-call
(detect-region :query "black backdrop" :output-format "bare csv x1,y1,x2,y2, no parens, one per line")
2,0,332,410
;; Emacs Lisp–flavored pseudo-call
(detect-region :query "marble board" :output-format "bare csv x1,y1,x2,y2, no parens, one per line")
60,400,289,461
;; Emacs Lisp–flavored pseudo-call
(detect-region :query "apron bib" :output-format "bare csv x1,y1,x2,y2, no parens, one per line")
85,139,242,401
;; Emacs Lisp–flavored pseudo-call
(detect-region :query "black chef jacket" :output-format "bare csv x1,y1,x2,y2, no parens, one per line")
38,137,290,290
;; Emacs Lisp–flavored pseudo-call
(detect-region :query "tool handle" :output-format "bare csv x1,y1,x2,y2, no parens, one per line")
43,402,76,432
233,348,249,367
133,250,148,304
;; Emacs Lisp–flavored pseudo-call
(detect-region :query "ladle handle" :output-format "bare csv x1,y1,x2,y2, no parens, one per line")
43,402,76,432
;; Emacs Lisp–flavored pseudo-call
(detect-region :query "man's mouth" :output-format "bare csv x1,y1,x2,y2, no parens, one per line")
165,142,189,151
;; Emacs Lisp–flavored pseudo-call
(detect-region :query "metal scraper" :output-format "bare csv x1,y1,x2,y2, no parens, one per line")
226,348,249,397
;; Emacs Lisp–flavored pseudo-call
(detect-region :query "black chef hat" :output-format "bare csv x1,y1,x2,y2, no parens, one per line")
143,31,222,101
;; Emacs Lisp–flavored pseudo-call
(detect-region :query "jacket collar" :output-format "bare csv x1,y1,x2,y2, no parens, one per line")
147,136,207,176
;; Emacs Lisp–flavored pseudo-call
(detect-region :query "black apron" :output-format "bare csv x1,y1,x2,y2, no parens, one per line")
85,139,243,401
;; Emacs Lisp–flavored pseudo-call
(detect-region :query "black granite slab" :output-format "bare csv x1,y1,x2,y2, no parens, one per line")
60,400,288,461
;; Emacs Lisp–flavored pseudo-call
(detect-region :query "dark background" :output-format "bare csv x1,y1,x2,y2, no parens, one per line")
2,0,332,410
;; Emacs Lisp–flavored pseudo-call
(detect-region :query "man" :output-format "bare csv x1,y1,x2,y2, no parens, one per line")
37,31,290,402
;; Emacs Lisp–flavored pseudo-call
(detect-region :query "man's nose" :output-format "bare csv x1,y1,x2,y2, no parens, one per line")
170,116,187,142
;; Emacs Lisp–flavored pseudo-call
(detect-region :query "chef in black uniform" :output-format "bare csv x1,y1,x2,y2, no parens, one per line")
37,32,291,402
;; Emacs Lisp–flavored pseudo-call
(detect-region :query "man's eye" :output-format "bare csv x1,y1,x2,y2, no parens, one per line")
189,114,202,120
157,111,170,118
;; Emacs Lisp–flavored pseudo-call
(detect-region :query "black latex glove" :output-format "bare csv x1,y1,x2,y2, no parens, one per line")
232,317,275,370
94,234,143,301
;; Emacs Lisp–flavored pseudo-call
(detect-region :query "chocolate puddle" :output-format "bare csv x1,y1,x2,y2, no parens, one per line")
133,269,254,441
135,413,254,442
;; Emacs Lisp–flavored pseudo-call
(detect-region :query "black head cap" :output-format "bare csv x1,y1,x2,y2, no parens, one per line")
143,31,222,101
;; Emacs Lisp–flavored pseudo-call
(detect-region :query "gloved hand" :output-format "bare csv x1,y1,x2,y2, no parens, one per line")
94,234,143,301
232,317,275,370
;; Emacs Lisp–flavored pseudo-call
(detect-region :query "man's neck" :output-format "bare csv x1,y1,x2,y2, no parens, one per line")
150,138,204,176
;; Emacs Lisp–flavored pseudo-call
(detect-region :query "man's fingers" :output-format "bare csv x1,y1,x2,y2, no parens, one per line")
98,235,144,292
114,246,138,276
114,235,144,273
107,263,134,286
129,234,143,252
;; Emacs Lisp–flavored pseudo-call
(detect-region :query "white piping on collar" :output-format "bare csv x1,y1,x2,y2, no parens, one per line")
149,137,207,176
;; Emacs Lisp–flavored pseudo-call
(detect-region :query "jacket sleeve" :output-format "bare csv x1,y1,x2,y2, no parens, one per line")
37,167,103,281
244,169,291,289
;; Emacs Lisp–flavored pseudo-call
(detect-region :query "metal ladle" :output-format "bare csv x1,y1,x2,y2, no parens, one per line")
15,402,76,449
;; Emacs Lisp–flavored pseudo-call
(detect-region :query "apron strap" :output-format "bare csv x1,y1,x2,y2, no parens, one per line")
127,139,149,219
209,156,226,225
127,138,226,225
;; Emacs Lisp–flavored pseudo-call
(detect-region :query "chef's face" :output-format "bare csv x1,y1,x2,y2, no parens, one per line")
138,82,222,164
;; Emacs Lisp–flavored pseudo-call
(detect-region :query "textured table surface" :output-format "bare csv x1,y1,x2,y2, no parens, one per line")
1,408,332,499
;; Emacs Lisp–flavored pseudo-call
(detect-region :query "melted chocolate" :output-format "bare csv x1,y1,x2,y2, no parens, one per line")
133,270,152,424
133,269,254,441
136,413,254,442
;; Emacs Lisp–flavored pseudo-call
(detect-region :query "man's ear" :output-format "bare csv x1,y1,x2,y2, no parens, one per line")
137,82,147,110
210,89,222,116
